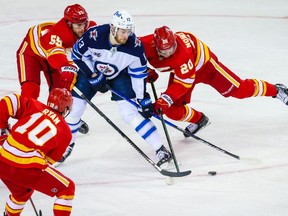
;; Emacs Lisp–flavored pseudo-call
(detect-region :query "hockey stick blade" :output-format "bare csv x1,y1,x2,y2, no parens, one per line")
160,169,191,177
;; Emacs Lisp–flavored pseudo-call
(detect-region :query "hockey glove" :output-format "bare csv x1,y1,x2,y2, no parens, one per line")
137,92,153,118
59,65,78,91
146,68,159,83
88,72,108,92
154,94,173,114
0,125,11,146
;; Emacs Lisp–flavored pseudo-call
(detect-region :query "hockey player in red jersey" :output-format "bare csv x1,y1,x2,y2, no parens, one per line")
140,26,288,135
16,4,96,99
16,4,95,135
0,88,75,216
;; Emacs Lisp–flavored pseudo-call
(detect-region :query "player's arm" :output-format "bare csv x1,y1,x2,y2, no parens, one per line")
41,32,78,91
0,94,23,127
154,69,195,114
0,94,26,144
128,39,149,99
128,43,154,118
72,37,107,92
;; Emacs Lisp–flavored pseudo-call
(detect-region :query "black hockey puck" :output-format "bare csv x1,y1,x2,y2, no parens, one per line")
208,171,217,176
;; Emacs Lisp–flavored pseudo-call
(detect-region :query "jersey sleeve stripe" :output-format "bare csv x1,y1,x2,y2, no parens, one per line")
29,25,47,58
18,41,28,82
128,65,147,78
173,79,194,88
195,39,210,71
129,65,147,72
47,47,66,57
3,94,20,117
71,43,82,60
129,73,147,78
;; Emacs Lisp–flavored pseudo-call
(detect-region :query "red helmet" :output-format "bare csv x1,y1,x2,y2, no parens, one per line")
154,26,176,50
47,88,73,114
64,4,88,24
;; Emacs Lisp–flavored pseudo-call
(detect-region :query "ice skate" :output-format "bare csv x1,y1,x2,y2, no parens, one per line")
79,119,89,134
156,145,172,167
54,142,75,167
184,113,210,137
275,84,288,105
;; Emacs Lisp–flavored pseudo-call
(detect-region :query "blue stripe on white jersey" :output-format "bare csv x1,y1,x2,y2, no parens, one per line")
128,65,147,78
71,43,82,60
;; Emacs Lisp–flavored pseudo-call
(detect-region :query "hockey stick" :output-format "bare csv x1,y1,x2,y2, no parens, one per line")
73,86,191,177
30,198,42,216
150,81,181,172
107,85,260,163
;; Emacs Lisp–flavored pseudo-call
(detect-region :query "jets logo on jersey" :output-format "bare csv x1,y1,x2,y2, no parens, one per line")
89,29,97,41
95,62,116,76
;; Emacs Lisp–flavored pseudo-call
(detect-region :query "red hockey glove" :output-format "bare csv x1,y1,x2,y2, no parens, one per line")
146,68,159,83
59,65,78,91
153,94,173,114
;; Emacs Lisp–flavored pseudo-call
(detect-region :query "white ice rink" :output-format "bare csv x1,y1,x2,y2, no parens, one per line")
0,0,288,215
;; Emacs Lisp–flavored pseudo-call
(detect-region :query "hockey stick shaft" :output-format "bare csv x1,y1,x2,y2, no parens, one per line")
30,198,42,216
73,86,191,177
108,85,240,160
150,82,180,172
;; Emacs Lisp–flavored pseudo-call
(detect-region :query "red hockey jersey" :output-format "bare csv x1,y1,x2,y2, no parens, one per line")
0,94,72,169
140,32,211,102
27,18,97,70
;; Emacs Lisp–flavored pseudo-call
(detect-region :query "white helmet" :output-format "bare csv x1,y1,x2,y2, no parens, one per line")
110,10,134,33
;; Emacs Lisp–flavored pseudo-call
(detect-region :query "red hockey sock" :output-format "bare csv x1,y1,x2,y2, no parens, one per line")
165,105,203,123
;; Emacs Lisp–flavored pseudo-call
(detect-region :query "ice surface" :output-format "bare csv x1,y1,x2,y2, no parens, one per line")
0,0,288,215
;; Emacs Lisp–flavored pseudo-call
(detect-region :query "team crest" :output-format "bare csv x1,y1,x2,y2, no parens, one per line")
89,29,97,41
134,37,141,48
95,62,116,76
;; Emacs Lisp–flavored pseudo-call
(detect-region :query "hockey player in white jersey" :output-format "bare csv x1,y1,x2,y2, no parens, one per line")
60,10,172,167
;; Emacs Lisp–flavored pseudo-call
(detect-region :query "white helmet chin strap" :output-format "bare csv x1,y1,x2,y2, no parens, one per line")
109,27,120,45
110,25,117,38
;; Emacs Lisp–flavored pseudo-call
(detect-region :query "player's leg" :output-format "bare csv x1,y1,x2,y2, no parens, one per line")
164,86,210,136
203,56,278,99
60,74,97,164
110,73,172,166
0,162,74,216
16,40,43,99
117,100,171,166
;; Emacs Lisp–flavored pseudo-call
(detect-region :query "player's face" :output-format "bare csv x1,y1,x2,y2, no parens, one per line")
71,22,87,38
157,43,177,58
115,28,132,44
